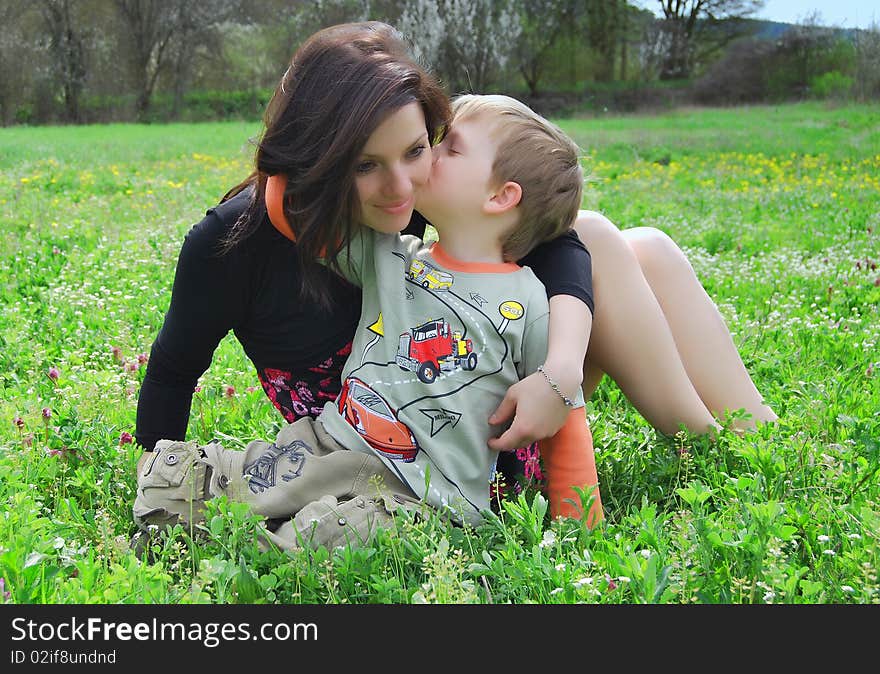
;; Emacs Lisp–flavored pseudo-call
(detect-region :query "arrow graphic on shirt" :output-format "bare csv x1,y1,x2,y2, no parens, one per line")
419,408,463,437
469,293,488,307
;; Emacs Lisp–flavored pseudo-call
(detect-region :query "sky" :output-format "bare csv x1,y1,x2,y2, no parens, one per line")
754,0,878,30
637,1,878,30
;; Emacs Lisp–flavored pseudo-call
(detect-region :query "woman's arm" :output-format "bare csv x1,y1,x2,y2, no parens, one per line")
488,230,594,451
136,208,244,451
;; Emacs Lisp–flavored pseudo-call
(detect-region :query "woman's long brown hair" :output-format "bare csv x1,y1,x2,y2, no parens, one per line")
220,21,451,309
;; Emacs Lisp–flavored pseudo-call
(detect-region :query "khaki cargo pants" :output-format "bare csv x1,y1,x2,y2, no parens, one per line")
133,417,421,552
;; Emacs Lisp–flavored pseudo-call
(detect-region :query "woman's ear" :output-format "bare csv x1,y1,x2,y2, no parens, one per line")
484,181,522,215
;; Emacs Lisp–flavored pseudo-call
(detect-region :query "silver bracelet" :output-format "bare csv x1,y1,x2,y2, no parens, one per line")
537,365,576,408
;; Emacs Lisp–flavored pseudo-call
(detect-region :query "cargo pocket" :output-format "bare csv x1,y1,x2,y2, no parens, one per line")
295,490,423,550
132,440,211,531
291,495,380,550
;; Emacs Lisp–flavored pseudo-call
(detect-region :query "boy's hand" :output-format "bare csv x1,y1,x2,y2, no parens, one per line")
487,370,572,451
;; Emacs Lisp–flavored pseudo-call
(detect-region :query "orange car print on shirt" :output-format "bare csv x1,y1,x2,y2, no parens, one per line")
337,377,419,462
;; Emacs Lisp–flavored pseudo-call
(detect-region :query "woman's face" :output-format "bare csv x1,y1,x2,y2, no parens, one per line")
355,102,432,234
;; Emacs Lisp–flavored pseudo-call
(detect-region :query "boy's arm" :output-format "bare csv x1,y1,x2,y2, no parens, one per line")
487,294,591,450
490,231,593,450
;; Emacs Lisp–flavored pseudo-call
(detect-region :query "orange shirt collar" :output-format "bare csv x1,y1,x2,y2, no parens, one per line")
429,242,521,273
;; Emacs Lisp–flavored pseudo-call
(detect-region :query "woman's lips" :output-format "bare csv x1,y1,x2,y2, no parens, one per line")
378,196,413,215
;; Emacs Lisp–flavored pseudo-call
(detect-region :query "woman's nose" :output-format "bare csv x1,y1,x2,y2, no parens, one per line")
384,163,423,196
383,167,410,196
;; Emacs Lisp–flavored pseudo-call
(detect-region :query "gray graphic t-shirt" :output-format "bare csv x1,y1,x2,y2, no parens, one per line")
318,229,584,525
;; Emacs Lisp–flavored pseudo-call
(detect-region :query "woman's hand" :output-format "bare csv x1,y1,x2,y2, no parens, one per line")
487,369,575,451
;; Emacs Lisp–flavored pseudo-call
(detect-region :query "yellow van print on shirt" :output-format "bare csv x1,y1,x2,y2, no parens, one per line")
407,260,453,291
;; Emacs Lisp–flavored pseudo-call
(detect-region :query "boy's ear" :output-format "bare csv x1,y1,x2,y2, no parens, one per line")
484,181,522,215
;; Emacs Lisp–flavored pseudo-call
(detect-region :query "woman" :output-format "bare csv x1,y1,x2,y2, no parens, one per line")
135,22,774,471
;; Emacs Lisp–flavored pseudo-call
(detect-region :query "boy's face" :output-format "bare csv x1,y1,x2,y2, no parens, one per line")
355,101,432,235
416,113,498,225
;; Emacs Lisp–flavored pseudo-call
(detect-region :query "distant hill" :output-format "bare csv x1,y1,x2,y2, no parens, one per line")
751,19,793,39
748,18,861,40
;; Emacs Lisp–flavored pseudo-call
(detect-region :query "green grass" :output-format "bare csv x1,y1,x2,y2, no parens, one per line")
1,101,878,604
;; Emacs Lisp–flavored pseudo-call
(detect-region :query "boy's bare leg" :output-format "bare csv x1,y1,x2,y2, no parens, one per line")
574,211,776,434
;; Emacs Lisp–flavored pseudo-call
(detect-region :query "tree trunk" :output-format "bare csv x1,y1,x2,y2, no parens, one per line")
619,0,628,80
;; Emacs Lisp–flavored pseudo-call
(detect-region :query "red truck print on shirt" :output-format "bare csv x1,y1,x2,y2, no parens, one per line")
395,318,478,384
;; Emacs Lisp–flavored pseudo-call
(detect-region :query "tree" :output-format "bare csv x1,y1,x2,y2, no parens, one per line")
113,0,178,118
165,2,247,118
394,0,445,68
0,1,33,124
514,0,575,96
653,0,764,79
113,0,241,120
435,0,521,93
584,0,629,82
293,0,370,37
39,0,88,123
853,23,880,101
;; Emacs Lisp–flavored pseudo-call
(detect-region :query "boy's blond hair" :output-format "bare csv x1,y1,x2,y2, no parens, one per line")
451,94,583,262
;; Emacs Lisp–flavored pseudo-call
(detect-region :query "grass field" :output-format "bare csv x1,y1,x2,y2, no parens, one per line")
1,101,878,604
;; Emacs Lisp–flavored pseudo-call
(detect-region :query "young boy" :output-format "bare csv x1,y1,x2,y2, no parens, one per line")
133,95,602,551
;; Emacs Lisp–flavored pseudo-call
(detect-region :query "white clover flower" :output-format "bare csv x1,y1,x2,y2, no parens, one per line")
618,576,632,584
555,563,566,572
817,534,830,542
848,533,862,540
841,585,855,593
550,587,564,595
640,549,652,558
539,530,556,548
763,591,776,603
823,549,836,556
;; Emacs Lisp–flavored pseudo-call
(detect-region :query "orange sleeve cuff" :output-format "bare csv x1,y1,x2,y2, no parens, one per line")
538,408,603,527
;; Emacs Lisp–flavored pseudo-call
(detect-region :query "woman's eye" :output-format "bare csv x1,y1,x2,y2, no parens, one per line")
407,144,426,159
356,161,376,174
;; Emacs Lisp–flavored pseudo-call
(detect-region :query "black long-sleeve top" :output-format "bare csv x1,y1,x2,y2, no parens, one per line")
135,188,593,451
